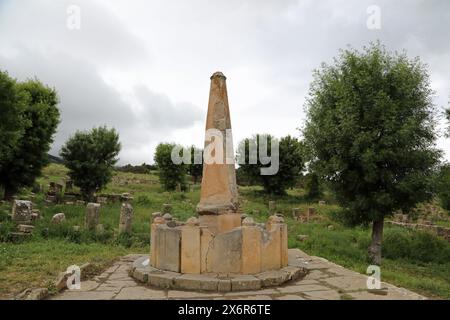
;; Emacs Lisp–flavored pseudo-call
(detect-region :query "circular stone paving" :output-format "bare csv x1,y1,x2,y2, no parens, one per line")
130,256,307,292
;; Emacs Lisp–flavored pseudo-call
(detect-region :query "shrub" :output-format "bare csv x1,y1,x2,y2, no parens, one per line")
383,228,450,263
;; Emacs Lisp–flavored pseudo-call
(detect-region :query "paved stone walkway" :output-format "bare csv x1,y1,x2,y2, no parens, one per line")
50,249,426,300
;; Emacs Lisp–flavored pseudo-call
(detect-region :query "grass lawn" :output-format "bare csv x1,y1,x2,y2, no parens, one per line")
0,164,449,299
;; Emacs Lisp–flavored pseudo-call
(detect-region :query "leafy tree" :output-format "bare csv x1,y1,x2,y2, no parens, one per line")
303,43,441,265
237,134,304,195
60,126,121,201
188,146,203,184
154,143,187,191
0,78,60,200
436,164,450,211
0,71,28,170
305,172,322,200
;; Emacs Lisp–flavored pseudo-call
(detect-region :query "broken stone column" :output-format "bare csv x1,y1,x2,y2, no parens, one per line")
85,203,100,230
119,203,134,234
11,200,32,222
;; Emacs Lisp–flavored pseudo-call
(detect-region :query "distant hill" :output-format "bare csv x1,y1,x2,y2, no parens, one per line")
48,154,64,164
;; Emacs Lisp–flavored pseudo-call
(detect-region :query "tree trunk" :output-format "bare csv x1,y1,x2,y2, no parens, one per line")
368,217,384,266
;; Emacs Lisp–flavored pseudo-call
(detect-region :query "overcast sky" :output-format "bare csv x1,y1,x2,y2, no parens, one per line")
1,0,449,165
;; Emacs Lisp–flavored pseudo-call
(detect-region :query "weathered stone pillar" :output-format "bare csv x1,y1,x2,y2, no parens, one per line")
85,203,100,230
119,203,133,234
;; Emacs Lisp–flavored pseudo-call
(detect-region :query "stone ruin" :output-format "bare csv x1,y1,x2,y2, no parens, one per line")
133,72,305,292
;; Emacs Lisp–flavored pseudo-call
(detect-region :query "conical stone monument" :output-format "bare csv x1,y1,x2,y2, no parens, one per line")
139,72,304,292
197,71,238,215
196,72,241,235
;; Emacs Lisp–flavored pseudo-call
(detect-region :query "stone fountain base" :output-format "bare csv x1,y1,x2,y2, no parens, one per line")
130,254,307,292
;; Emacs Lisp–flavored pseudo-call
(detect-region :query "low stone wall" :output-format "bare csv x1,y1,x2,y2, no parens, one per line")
387,221,450,241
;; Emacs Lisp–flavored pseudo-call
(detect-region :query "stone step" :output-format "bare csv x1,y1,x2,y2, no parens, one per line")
17,224,35,233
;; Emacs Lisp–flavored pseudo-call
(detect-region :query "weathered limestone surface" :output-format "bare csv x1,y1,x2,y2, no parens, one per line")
155,226,181,272
205,229,242,273
197,72,238,215
119,203,133,234
85,203,100,230
51,213,66,224
199,213,241,235
241,225,262,274
181,225,201,274
12,200,32,222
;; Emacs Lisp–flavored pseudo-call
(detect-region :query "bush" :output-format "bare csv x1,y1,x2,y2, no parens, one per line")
60,126,121,201
436,164,450,211
154,143,187,191
383,228,450,263
236,135,305,195
0,221,16,242
136,195,152,206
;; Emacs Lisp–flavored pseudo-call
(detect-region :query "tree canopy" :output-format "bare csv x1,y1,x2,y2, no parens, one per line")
303,42,441,264
60,126,121,201
0,75,60,199
154,142,187,191
237,134,304,195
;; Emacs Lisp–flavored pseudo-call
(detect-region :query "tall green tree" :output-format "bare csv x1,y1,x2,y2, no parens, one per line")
237,134,304,195
303,43,441,265
188,145,203,184
154,143,187,191
0,71,28,170
60,126,121,201
436,164,450,211
305,172,322,200
0,78,60,200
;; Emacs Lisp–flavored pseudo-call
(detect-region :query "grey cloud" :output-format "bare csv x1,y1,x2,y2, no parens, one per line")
134,85,203,130
0,0,449,163
0,0,149,68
